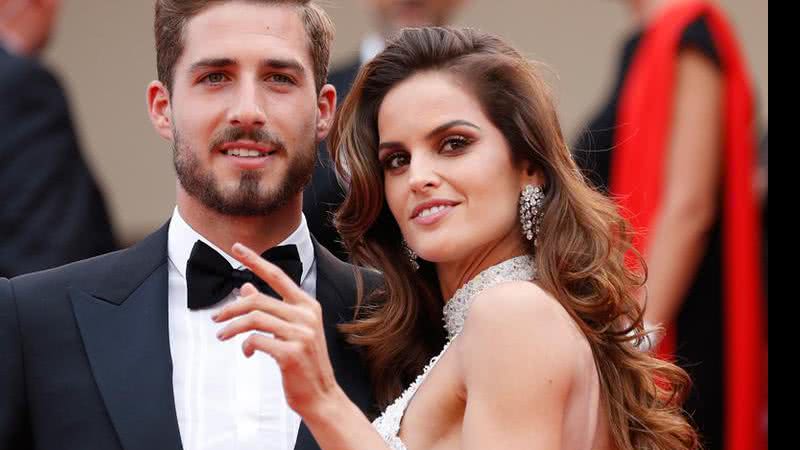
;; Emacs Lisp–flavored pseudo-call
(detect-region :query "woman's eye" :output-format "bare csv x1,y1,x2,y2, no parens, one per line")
383,153,410,170
441,136,472,152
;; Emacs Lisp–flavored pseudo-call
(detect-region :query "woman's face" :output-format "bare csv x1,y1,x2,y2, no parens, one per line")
377,71,538,264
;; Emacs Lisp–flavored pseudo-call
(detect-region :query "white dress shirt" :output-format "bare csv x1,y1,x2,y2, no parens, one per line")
167,207,317,450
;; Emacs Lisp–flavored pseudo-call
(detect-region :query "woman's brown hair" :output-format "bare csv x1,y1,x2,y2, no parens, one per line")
330,27,699,449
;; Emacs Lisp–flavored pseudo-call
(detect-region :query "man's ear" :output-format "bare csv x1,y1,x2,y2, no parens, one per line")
147,80,174,142
315,83,337,142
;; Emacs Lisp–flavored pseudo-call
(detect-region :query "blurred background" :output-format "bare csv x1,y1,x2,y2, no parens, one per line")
39,0,767,244
1,2,768,447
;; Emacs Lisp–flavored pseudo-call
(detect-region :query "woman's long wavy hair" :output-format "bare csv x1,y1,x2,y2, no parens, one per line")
329,27,699,449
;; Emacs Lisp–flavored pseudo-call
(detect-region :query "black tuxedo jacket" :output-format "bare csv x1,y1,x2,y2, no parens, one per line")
0,223,380,450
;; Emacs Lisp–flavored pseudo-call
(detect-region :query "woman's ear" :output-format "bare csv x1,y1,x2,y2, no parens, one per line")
520,159,546,189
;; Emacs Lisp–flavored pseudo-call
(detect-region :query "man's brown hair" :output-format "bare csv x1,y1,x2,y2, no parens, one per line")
154,0,334,92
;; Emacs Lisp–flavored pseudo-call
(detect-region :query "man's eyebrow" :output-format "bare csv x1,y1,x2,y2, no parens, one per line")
260,58,306,74
189,58,237,72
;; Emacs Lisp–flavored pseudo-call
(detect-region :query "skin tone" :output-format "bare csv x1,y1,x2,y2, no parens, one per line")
0,0,61,56
145,1,336,256
217,71,612,449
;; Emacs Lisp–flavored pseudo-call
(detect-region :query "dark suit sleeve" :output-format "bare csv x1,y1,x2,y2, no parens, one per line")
360,268,384,301
0,56,117,277
0,279,33,449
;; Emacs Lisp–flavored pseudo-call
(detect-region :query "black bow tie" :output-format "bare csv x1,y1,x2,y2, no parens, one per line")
186,240,303,310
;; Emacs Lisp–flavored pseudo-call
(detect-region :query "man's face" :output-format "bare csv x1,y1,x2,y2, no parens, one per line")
368,0,464,31
162,2,327,216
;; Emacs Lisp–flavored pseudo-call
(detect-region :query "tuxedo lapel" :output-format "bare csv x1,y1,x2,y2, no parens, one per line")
70,223,183,450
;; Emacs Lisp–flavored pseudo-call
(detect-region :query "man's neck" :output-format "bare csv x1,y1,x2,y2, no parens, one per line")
176,189,303,257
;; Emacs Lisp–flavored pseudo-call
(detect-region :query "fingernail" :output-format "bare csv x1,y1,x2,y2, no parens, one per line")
232,242,248,257
211,313,219,322
217,330,226,341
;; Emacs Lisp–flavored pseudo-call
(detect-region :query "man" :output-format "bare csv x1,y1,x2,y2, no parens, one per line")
0,1,377,449
0,0,117,277
304,0,465,260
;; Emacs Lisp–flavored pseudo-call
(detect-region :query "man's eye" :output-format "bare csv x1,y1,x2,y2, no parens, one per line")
269,74,294,84
203,73,227,84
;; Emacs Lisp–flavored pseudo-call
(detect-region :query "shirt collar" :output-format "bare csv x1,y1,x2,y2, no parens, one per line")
167,207,315,285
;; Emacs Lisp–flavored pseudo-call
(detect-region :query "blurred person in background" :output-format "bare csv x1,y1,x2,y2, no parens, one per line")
573,1,767,449
304,0,465,261
0,0,117,277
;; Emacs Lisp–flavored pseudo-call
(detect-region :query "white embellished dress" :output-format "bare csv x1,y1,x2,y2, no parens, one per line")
371,256,537,450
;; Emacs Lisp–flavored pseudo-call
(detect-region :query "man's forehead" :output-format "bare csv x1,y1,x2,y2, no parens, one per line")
180,2,312,68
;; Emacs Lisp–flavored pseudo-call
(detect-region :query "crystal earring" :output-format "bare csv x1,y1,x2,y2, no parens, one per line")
519,185,545,247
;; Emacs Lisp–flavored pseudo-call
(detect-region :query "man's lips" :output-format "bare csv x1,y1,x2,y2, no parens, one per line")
218,141,277,156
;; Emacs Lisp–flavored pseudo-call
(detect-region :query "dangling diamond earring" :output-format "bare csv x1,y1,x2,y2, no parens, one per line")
403,240,420,271
519,185,545,247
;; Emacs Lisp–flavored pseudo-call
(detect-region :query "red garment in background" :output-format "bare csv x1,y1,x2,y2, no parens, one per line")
610,2,766,449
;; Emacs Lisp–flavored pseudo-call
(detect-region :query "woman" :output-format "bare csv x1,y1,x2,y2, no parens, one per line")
215,27,699,449
574,2,766,449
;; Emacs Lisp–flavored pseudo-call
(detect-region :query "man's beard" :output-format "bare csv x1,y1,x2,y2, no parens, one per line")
173,126,316,216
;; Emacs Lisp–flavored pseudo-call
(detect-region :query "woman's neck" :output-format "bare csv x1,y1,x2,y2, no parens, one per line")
436,237,530,302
